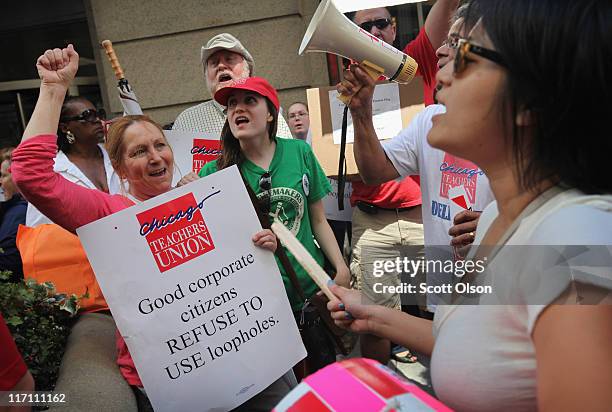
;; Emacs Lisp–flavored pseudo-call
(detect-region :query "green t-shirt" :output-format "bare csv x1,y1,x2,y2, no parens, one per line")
199,138,332,311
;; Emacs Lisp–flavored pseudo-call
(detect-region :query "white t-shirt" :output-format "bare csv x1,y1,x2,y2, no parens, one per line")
383,104,494,247
26,145,121,227
431,188,612,411
383,104,494,309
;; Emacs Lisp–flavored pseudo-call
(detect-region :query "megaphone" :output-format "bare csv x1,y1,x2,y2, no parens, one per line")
299,0,418,101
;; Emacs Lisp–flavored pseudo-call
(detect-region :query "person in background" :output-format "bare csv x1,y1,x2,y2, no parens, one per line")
173,33,293,139
331,0,612,410
344,0,457,366
0,314,35,412
0,151,27,281
287,102,310,143
26,96,120,226
347,3,493,316
287,101,350,254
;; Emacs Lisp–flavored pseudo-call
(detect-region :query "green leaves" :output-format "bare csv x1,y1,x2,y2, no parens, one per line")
0,272,81,391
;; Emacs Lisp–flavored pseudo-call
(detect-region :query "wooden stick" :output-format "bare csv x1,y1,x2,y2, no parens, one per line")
271,221,336,300
101,40,124,80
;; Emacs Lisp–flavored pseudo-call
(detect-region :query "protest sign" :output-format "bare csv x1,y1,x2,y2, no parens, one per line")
77,166,305,412
322,178,353,221
307,79,424,175
163,130,221,184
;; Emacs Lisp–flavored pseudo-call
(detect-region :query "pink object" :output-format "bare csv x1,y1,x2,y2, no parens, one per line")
273,358,452,411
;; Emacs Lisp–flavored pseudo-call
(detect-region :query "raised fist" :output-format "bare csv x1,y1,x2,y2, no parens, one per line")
36,44,79,89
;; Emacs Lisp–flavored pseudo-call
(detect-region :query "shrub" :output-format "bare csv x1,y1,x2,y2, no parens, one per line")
0,270,80,391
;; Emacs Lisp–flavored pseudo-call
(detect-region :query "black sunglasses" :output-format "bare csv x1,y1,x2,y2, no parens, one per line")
359,18,392,33
454,38,506,74
258,172,272,215
62,108,106,123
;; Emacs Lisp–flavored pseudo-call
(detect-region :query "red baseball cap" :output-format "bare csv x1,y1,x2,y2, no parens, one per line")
214,77,280,111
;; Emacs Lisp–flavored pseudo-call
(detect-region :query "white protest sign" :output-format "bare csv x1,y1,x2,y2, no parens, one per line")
322,179,353,221
163,130,221,185
77,166,305,412
330,83,403,145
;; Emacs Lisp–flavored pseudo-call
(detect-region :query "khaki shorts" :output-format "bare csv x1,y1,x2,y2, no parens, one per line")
351,206,425,309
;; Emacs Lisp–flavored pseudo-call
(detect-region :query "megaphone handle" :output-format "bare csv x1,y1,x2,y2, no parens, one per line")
338,60,385,105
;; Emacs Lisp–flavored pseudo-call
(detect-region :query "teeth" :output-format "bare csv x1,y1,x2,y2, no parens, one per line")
150,168,165,176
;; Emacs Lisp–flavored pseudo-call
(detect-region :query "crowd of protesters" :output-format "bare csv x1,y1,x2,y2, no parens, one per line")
1,0,611,411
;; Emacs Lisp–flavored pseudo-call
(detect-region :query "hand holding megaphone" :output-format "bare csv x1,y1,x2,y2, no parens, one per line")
337,63,378,113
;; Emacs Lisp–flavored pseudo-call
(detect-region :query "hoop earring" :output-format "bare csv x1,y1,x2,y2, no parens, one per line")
66,131,76,144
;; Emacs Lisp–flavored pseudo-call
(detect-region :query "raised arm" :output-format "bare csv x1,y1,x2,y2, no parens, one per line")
337,64,400,185
23,44,79,142
423,0,459,50
13,45,127,233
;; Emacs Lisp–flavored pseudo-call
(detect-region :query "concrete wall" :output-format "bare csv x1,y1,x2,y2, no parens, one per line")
84,0,329,125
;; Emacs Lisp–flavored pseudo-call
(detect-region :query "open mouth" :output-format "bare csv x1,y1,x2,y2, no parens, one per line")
235,116,249,126
218,73,233,82
149,168,167,177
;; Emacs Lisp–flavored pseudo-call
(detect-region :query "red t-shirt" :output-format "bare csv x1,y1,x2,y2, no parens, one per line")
404,27,439,106
351,27,438,208
0,314,28,390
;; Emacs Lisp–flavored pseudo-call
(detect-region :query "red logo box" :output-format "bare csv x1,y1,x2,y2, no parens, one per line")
137,193,215,273
439,153,481,205
191,139,222,173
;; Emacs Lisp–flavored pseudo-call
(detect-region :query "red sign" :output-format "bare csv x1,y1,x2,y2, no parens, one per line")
137,193,215,272
191,139,222,173
439,154,483,205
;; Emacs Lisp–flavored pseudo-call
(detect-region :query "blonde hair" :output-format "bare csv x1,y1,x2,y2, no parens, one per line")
105,115,167,172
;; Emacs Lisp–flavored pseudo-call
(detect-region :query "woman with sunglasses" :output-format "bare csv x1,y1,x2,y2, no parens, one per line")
11,45,292,411
198,77,350,372
25,97,121,226
330,0,612,410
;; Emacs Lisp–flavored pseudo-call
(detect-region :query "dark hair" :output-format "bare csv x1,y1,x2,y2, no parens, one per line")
57,96,90,153
216,98,278,170
0,147,15,163
465,0,612,194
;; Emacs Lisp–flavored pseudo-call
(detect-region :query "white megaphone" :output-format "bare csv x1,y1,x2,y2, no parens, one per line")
299,0,418,103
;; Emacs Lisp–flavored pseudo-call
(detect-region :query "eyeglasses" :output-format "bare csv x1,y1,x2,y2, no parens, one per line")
61,108,106,123
454,38,506,75
359,18,392,33
258,172,272,215
288,111,309,120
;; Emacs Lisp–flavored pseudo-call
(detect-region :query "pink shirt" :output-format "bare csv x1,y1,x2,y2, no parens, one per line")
12,134,142,386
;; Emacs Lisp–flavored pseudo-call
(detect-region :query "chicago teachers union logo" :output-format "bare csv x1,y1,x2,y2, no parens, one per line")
137,193,216,272
191,138,222,173
439,153,484,204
